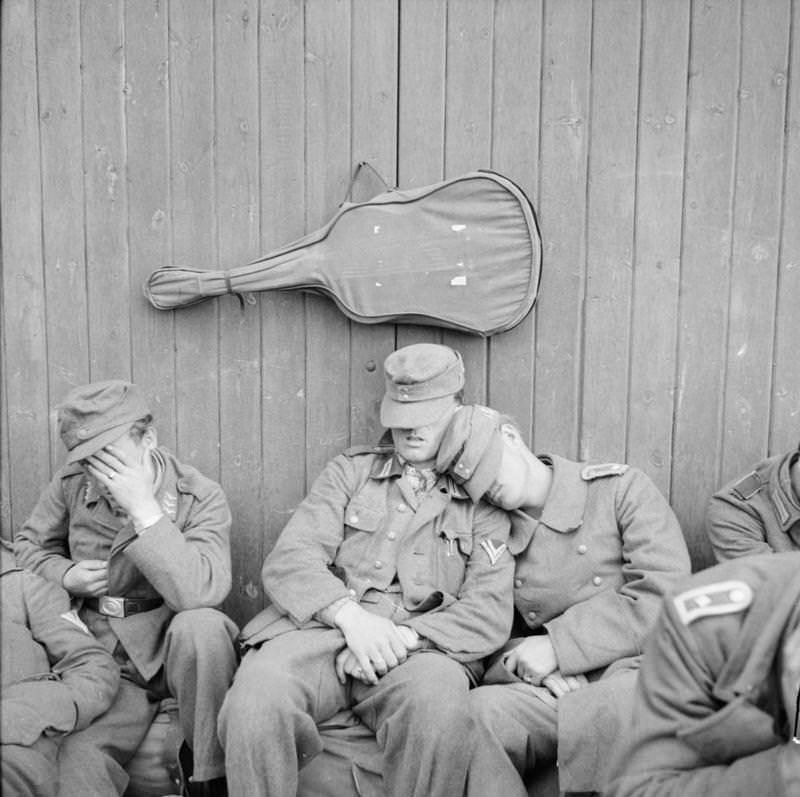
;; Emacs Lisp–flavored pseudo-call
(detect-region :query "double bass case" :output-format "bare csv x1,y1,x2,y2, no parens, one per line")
144,169,541,337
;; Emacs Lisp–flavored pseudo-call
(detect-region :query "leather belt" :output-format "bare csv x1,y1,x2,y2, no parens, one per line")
85,596,164,618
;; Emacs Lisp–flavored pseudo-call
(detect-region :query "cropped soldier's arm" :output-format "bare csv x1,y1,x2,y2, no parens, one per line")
1,571,119,746
606,600,793,797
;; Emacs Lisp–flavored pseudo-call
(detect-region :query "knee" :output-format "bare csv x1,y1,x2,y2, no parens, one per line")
167,608,237,652
469,686,509,732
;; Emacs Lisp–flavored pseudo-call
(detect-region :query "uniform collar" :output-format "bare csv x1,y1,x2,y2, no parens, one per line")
768,449,800,532
367,443,470,500
537,454,588,533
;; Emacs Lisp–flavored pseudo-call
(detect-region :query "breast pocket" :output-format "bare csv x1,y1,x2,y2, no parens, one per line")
434,526,472,593
338,500,385,569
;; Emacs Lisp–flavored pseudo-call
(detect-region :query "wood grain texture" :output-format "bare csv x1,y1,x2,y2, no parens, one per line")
5,1,800,616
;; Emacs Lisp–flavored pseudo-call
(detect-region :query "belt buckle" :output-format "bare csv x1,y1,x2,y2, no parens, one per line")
98,596,126,618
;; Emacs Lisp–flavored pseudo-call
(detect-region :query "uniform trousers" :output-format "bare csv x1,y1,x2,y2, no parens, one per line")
1,737,60,797
218,627,476,797
58,607,238,796
466,683,559,797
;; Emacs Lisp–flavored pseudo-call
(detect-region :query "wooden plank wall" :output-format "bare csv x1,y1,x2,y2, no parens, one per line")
2,0,799,627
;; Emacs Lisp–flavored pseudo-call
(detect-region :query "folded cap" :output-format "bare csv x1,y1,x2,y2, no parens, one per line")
58,380,151,464
380,344,465,429
436,404,505,501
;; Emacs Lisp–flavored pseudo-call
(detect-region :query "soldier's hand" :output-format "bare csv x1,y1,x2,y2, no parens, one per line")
86,446,162,523
541,670,588,699
334,602,410,685
62,559,108,597
505,635,558,685
335,647,372,685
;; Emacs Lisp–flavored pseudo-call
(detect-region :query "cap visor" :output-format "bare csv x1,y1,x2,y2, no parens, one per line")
65,422,133,464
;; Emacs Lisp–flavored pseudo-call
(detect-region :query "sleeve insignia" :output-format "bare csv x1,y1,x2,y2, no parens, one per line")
60,609,91,635
673,580,753,625
480,539,509,566
580,462,629,481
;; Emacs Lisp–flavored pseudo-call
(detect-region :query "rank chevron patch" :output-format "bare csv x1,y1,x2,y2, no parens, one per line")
480,539,508,566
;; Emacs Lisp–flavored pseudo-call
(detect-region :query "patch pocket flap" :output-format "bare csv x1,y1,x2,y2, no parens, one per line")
440,526,473,556
343,501,383,533
676,696,781,762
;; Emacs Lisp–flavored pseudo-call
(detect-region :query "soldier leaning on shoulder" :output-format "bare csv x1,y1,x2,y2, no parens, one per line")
706,441,800,559
435,405,692,795
1,540,120,797
605,552,800,797
13,381,238,797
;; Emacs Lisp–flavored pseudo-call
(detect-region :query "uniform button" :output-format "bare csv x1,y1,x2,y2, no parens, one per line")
577,544,587,554
387,532,397,541
374,561,383,569
527,611,537,621
514,579,524,588
396,504,408,512
592,576,603,586
348,514,359,524
348,589,357,597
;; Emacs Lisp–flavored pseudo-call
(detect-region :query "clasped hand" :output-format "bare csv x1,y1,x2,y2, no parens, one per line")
334,603,419,685
505,636,587,698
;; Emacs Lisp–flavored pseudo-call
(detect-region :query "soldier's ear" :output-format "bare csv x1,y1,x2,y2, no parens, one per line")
142,426,158,451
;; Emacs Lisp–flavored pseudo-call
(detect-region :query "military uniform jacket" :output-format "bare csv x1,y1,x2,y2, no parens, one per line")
1,548,119,747
13,448,232,681
240,445,514,666
706,446,800,560
486,455,691,790
606,552,800,797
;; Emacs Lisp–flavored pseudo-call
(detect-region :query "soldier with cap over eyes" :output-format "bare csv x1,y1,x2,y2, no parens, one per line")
434,405,692,796
218,344,515,797
13,380,238,797
705,441,800,561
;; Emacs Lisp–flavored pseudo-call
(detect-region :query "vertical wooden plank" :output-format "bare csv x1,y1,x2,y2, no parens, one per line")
216,0,263,626
396,0,446,349
487,0,542,441
581,0,640,463
258,0,307,609
628,0,689,497
304,0,352,484
720,0,789,479
672,0,740,563
1,365,11,540
349,0,397,445
169,0,220,478
772,0,800,451
441,0,494,404
126,0,177,451
82,0,131,380
38,0,89,470
533,0,592,457
2,0,50,534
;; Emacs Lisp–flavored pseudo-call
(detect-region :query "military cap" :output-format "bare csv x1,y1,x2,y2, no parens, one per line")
435,404,505,501
380,343,465,429
58,380,151,464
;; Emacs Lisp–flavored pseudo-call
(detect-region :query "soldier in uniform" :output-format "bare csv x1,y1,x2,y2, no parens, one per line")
605,552,800,796
218,344,515,797
13,380,238,797
1,541,120,797
435,405,692,795
706,441,800,559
